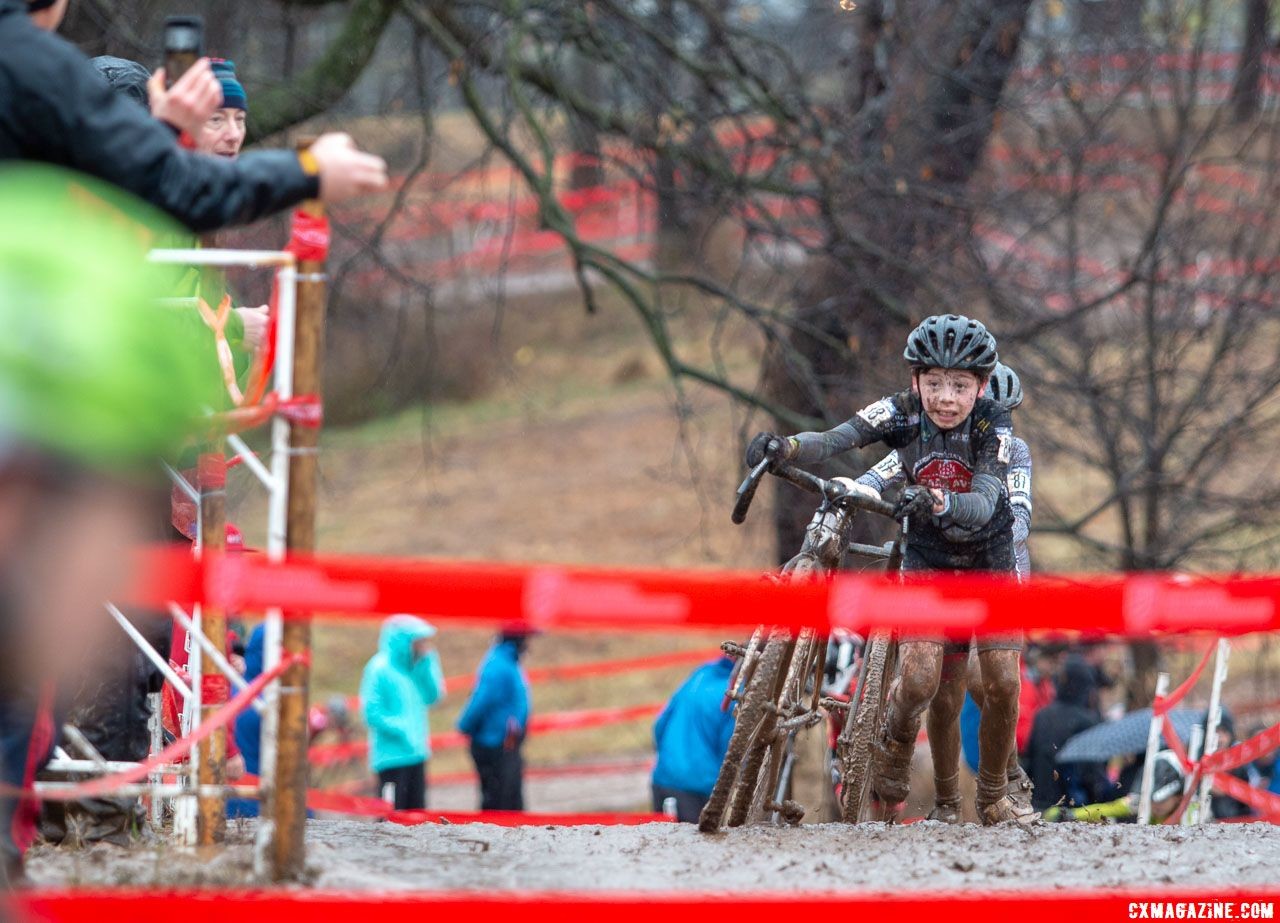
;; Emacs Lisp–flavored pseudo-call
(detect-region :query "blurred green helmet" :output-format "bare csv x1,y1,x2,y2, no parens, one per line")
0,166,218,473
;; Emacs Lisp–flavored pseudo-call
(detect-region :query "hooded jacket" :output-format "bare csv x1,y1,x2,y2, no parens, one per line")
651,657,736,797
1027,655,1108,809
359,616,445,772
0,0,319,232
456,639,530,749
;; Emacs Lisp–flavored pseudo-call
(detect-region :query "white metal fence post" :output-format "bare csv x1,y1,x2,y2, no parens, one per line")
1138,672,1171,825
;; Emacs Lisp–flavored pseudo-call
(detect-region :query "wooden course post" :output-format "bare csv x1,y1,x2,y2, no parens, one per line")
271,143,326,880
197,451,229,843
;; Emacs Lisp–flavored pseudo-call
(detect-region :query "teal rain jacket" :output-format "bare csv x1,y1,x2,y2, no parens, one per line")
359,615,445,772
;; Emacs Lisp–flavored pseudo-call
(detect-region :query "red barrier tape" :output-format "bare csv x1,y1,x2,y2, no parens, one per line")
321,758,653,793
1160,714,1194,772
390,809,670,827
1202,720,1280,774
124,545,1280,637
287,210,330,264
335,649,713,716
5,653,307,802
1153,643,1215,716
300,787,665,825
11,888,1280,923
447,648,717,695
309,703,662,767
1212,770,1280,816
209,392,323,436
427,758,654,787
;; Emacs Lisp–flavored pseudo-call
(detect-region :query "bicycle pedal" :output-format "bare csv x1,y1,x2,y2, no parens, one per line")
721,641,747,658
770,800,806,826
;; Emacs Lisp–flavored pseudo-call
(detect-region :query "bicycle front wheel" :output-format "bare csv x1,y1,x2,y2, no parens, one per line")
698,627,789,832
838,629,896,823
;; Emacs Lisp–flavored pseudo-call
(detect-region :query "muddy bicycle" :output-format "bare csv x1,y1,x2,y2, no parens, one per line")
697,457,907,832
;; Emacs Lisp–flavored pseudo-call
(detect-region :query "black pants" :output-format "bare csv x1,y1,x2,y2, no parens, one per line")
651,784,708,823
470,743,524,811
377,762,427,811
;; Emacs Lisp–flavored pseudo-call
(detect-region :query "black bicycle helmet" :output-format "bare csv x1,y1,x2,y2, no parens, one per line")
984,361,1023,409
903,314,998,375
1137,750,1186,803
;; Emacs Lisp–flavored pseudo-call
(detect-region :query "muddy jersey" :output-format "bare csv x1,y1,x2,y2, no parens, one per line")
859,435,1032,577
789,390,1015,553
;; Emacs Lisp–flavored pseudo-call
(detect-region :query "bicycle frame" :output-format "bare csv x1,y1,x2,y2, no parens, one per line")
701,458,905,830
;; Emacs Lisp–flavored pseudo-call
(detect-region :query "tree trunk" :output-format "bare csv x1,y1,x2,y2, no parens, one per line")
566,47,604,190
651,0,687,268
1231,0,1270,123
1127,638,1161,711
766,0,1034,563
247,0,397,142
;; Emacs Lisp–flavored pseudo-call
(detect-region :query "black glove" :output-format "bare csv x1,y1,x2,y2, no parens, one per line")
892,485,937,521
745,432,792,468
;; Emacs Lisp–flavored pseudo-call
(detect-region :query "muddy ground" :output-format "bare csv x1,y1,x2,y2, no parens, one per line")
25,819,1280,892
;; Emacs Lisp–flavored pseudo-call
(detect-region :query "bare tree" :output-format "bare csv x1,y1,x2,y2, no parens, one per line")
67,0,1280,613
1231,0,1270,122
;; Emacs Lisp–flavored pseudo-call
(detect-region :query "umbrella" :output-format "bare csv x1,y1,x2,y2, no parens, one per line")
1055,708,1205,763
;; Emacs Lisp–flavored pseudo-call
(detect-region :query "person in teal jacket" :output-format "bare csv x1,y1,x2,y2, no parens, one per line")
359,615,445,810
457,631,531,810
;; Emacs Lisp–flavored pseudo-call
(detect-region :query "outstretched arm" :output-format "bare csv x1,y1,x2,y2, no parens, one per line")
788,392,918,464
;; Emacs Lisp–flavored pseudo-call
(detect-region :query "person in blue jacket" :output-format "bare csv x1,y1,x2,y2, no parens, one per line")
651,656,736,822
359,615,445,810
226,624,266,818
457,631,532,811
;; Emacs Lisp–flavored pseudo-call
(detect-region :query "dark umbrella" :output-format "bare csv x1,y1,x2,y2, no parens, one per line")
1056,708,1205,763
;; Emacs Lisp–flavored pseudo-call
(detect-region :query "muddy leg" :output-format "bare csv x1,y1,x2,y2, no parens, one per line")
873,641,942,804
967,649,1023,784
965,651,984,710
926,655,966,822
975,649,1033,824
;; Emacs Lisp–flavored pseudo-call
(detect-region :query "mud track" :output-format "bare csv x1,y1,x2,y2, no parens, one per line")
26,820,1280,891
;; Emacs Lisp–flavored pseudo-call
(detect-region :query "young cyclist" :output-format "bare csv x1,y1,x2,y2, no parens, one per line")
745,314,1029,824
845,361,1035,821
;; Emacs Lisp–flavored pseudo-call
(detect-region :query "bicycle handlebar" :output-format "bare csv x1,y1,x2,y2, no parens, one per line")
731,458,899,525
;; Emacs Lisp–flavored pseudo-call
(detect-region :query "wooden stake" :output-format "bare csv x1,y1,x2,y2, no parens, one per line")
197,450,228,844
271,140,325,881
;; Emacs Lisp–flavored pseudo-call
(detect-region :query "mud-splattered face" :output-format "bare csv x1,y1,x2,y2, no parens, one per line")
912,368,982,430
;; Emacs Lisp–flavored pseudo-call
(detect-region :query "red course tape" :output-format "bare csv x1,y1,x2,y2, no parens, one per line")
309,703,662,767
10,888,1280,923
122,545,1280,637
1152,643,1215,716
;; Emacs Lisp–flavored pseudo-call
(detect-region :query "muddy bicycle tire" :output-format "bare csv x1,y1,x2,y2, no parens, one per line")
725,632,794,827
839,629,895,823
698,627,789,832
742,629,816,825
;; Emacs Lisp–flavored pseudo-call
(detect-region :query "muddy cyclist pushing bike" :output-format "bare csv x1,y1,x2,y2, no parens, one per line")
734,314,1033,827
697,456,909,832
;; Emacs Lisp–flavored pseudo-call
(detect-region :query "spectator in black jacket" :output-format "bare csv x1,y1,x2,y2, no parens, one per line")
0,0,387,231
1027,655,1117,810
1209,712,1254,820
